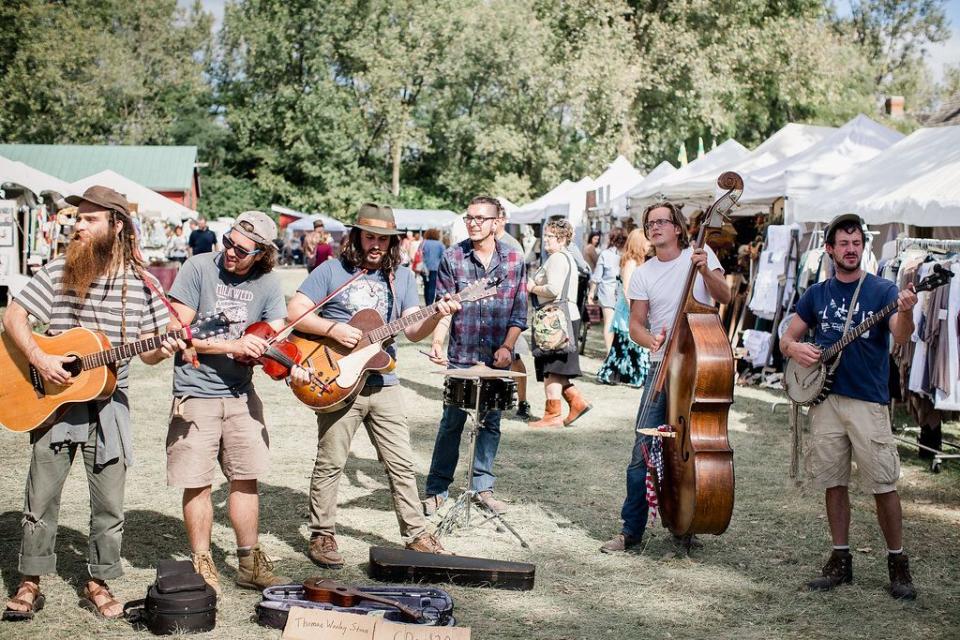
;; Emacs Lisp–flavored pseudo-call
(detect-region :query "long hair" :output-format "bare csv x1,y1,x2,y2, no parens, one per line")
642,201,689,252
339,227,403,272
620,228,649,268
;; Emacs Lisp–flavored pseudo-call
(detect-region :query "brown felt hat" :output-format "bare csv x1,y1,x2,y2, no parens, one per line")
65,185,131,218
351,203,402,236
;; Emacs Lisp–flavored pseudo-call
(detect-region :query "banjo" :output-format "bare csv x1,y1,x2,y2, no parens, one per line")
784,264,954,406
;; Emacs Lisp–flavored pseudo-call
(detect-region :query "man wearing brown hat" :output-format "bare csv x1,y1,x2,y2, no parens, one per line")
2,186,185,621
286,203,460,567
781,213,918,600
164,210,298,594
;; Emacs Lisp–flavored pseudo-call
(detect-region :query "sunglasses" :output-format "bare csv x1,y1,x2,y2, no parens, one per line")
222,233,263,258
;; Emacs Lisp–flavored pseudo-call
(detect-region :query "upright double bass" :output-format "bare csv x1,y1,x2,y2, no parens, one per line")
646,172,742,536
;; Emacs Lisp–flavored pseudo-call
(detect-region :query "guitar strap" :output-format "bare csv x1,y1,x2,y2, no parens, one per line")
827,270,866,375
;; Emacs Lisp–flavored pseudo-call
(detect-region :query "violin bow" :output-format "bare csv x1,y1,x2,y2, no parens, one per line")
269,268,368,346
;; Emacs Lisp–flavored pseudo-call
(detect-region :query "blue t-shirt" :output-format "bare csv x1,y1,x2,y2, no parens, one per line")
795,273,898,404
421,239,446,272
298,259,419,386
189,228,218,254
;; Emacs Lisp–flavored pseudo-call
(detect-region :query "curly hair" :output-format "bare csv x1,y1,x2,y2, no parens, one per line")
641,201,689,250
339,227,403,272
544,219,574,246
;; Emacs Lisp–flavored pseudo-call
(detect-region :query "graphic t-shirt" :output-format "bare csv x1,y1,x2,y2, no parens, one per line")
795,273,898,404
298,259,419,386
169,252,287,397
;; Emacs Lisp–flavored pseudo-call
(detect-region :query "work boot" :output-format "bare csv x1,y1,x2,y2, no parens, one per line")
474,490,508,514
191,551,222,596
308,535,344,569
529,399,562,429
806,549,853,591
236,544,290,590
422,494,445,516
887,553,917,600
561,385,592,426
515,400,531,421
405,533,452,555
599,533,642,554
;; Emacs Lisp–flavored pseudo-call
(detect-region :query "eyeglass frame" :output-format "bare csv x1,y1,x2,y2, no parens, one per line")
643,218,678,231
222,232,263,258
463,215,499,226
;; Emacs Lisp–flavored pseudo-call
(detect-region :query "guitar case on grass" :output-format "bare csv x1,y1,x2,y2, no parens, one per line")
368,547,536,591
124,559,217,635
254,583,455,629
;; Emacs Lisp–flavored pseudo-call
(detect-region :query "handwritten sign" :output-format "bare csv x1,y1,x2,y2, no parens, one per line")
281,606,470,640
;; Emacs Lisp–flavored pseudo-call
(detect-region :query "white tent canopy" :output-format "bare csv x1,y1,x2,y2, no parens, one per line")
627,139,750,208
392,208,468,243
738,114,903,220
592,156,645,218
615,161,676,218
511,179,575,225
71,169,196,224
0,156,77,199
285,213,347,233
497,196,519,216
792,126,960,225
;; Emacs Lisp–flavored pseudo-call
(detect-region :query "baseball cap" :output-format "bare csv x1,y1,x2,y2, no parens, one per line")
65,185,131,218
824,213,864,244
233,210,278,244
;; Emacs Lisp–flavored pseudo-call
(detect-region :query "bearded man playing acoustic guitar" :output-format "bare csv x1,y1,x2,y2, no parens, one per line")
780,214,918,600
286,203,461,568
2,186,184,622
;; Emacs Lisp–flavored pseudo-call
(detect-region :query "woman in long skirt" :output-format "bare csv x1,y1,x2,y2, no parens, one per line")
597,228,650,387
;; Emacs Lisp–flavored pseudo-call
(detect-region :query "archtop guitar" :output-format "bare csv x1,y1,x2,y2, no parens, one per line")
289,277,500,413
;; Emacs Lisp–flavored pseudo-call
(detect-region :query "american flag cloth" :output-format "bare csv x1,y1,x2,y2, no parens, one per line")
640,425,672,524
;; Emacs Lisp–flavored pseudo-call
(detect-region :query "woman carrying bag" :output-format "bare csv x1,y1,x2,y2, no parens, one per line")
527,219,591,428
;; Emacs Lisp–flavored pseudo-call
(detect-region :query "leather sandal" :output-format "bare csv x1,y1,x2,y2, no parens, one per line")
79,581,123,620
2,581,45,622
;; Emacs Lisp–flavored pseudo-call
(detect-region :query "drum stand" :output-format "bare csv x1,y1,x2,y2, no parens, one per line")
435,379,529,548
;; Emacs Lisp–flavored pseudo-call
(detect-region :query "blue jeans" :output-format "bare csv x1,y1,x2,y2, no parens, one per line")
425,404,501,498
620,382,667,538
424,270,439,305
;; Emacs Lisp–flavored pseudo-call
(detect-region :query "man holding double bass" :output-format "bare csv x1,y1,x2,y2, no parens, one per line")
286,203,460,569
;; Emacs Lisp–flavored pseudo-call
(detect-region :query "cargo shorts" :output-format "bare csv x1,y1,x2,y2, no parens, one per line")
805,394,901,494
165,392,270,488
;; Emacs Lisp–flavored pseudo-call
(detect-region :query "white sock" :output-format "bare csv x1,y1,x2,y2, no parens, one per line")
888,548,903,555
832,545,850,551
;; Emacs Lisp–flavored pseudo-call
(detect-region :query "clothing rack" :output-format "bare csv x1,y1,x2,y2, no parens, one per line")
895,237,960,254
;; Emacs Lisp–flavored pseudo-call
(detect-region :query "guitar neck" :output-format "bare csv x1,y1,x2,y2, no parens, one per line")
79,328,186,370
364,294,461,344
822,299,898,360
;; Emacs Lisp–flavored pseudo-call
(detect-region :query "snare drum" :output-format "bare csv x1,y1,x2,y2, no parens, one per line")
442,378,517,412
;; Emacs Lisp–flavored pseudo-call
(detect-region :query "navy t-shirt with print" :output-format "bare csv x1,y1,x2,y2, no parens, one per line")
795,273,898,404
298,259,419,386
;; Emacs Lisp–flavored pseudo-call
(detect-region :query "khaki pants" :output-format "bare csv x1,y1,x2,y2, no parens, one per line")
19,410,126,580
806,394,901,494
309,385,426,543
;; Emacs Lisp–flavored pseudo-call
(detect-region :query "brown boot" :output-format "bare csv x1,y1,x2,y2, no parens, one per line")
236,544,291,590
406,532,452,555
308,535,344,569
806,549,853,591
561,385,592,426
887,553,917,600
529,399,562,428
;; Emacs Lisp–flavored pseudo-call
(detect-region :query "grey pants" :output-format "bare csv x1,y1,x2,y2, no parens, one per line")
19,418,127,580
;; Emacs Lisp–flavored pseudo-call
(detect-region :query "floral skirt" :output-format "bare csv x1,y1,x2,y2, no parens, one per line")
597,288,649,387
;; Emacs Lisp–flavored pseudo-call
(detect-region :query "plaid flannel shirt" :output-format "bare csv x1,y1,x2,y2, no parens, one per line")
437,238,527,366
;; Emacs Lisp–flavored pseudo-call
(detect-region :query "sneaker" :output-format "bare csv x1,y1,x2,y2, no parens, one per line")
806,549,853,591
236,544,290,590
473,490,508,514
308,535,344,569
422,495,445,516
405,532,452,555
191,551,221,596
515,401,531,420
887,553,917,600
599,533,642,554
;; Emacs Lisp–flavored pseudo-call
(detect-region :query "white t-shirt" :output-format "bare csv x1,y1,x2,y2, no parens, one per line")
626,245,723,361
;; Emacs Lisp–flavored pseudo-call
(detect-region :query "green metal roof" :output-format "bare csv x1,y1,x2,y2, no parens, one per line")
0,144,197,191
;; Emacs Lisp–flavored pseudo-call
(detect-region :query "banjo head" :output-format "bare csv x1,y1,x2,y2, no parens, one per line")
784,358,829,405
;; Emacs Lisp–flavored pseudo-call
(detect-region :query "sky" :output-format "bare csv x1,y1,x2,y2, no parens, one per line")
183,0,957,80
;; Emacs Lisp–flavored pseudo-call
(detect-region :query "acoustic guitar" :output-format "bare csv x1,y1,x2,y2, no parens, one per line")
288,277,500,413
0,311,235,433
784,264,953,406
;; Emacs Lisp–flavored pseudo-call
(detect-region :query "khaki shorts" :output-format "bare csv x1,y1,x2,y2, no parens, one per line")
166,393,270,488
805,394,901,494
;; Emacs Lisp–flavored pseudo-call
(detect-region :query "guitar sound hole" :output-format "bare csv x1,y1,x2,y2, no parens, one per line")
63,356,82,377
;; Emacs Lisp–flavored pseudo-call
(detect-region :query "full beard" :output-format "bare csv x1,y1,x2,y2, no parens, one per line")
63,231,117,299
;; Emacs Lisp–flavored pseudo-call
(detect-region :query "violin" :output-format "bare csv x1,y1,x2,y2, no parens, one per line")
234,321,303,380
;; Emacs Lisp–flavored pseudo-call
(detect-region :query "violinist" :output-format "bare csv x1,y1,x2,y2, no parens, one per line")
600,201,729,553
286,203,460,569
164,211,303,595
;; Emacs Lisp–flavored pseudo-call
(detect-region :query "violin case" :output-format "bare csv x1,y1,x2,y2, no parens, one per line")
254,583,455,629
368,546,536,591
124,560,217,635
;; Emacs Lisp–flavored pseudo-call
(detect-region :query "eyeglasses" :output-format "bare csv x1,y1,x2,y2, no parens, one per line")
463,215,498,226
222,233,262,258
644,219,675,231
